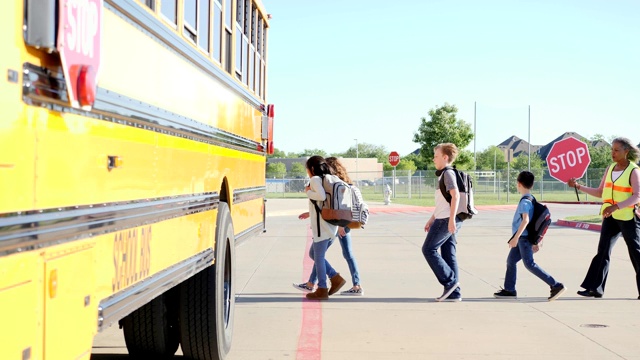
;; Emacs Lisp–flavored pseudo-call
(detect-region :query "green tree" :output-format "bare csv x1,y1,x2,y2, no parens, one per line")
267,148,287,159
505,153,545,193
587,135,611,170
343,143,389,163
403,152,429,170
476,146,508,171
297,148,328,158
412,103,474,168
266,162,286,178
383,158,417,172
290,162,306,177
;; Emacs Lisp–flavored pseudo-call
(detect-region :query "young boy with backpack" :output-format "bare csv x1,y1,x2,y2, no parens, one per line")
423,143,464,302
493,171,566,301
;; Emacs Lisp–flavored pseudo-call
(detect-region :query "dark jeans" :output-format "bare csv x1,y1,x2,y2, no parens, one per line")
504,237,559,291
581,215,640,295
422,217,462,297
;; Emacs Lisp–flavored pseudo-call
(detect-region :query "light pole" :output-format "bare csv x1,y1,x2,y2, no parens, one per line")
354,138,359,183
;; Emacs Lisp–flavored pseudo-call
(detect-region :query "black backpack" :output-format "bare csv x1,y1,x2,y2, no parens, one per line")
438,166,478,221
521,194,551,245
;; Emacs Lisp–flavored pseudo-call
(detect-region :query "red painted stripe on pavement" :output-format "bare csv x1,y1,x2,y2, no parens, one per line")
543,201,602,205
296,226,322,360
556,219,602,232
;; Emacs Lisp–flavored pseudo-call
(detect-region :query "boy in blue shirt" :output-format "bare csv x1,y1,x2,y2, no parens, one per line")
494,171,566,301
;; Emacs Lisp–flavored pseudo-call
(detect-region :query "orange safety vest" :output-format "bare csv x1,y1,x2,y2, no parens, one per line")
600,162,639,221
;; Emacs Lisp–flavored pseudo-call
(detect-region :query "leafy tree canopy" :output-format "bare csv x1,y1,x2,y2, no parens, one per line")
266,162,286,177
403,152,429,170
342,142,389,164
476,146,508,171
298,149,328,158
383,158,417,172
290,162,306,176
412,103,474,169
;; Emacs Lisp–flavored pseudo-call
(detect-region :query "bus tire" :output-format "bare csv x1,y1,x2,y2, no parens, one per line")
121,292,180,359
179,202,235,360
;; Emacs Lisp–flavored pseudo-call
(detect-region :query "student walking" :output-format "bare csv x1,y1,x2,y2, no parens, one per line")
494,171,566,301
299,155,346,300
293,157,363,296
568,137,640,299
422,143,463,302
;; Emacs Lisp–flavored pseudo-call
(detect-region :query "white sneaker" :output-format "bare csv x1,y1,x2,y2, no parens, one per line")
340,287,364,296
292,282,314,293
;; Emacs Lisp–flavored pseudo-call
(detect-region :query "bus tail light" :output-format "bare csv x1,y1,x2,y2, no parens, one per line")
77,65,97,108
261,104,275,155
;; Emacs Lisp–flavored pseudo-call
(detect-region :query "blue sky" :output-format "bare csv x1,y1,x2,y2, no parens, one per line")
264,0,639,157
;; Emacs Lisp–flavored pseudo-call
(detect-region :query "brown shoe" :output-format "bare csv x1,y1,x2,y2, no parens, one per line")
306,287,329,300
328,273,346,295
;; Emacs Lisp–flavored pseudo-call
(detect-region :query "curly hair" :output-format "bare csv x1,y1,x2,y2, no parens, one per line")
325,157,352,184
612,137,640,162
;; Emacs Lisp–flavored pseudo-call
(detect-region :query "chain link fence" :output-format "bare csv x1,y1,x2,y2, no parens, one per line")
266,168,608,204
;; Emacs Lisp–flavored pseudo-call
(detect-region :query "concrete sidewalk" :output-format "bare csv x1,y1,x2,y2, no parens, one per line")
91,198,637,360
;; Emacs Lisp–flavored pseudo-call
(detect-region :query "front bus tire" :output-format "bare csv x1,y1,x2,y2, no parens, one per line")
179,202,235,360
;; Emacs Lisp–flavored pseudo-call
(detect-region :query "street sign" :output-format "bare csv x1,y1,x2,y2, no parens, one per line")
57,0,103,109
388,151,400,167
546,136,591,183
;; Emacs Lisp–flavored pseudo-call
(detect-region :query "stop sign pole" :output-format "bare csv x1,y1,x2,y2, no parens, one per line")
388,151,400,198
545,136,591,201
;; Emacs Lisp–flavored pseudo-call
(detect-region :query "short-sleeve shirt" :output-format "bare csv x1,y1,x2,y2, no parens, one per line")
512,196,534,236
433,169,458,219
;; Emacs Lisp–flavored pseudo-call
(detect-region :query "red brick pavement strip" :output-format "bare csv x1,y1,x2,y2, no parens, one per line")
369,205,602,233
368,204,516,214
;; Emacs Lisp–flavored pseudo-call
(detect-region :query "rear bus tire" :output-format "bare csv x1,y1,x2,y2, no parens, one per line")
121,292,180,359
179,202,235,360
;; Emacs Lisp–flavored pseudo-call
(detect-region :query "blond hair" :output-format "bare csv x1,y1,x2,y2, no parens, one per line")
434,143,459,163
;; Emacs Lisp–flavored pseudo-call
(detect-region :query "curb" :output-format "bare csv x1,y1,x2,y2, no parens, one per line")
555,219,602,232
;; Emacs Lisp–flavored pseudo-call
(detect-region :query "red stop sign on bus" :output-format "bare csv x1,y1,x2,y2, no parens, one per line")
389,151,400,167
546,136,591,183
57,0,103,109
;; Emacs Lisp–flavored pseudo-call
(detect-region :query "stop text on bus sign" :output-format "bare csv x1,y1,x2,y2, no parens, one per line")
546,136,591,183
57,0,103,109
389,151,400,167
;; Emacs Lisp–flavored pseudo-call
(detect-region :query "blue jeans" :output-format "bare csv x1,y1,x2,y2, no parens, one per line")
504,236,559,291
308,227,361,286
422,217,462,297
308,238,338,289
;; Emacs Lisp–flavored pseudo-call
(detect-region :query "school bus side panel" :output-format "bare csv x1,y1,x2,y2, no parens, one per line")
0,252,44,360
44,244,96,360
0,0,36,213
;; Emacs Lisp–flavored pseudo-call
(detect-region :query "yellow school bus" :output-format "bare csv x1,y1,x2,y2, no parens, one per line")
0,0,272,359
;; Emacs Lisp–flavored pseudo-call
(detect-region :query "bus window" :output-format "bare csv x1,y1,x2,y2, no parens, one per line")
183,0,197,42
224,0,233,74
235,0,244,80
161,0,177,25
143,0,155,10
198,0,210,52
213,0,222,63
